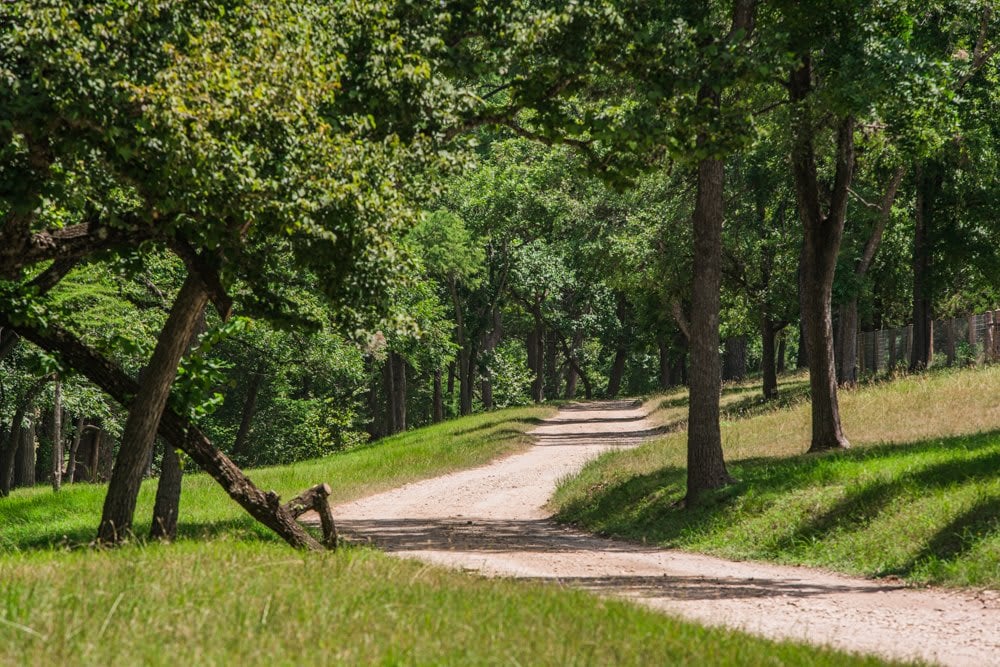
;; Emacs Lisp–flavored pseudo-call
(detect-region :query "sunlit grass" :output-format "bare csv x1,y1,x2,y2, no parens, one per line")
1,405,555,551
0,405,890,666
554,366,1000,587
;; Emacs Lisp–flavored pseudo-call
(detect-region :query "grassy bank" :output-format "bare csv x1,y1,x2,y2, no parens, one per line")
1,406,554,551
1,405,891,666
553,366,1000,587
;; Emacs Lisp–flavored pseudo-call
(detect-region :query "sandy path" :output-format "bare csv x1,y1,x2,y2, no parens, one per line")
332,401,1000,666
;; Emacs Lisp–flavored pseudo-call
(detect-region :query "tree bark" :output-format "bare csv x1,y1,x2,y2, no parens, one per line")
545,333,559,397
98,273,210,545
432,368,444,423
0,375,50,496
3,313,325,550
777,332,787,374
150,304,207,541
390,351,407,434
658,339,672,389
150,440,182,540
835,299,860,385
232,372,262,458
761,318,779,400
13,413,36,489
526,310,545,403
722,336,747,381
479,304,502,411
686,146,733,502
789,58,853,452
450,279,473,416
65,414,85,483
910,163,938,371
836,167,903,385
383,356,396,434
681,0,757,504
51,378,62,492
606,348,627,398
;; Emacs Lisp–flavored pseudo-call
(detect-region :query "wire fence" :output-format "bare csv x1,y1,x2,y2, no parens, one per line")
856,309,1000,375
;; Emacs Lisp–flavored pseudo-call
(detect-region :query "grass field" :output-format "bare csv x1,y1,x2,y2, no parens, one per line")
1,406,554,551
553,365,1000,587
0,404,891,666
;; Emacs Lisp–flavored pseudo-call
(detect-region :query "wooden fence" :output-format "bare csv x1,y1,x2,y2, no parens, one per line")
856,309,1000,375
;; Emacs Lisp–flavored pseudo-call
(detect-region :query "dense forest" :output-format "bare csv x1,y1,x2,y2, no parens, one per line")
2,1,998,548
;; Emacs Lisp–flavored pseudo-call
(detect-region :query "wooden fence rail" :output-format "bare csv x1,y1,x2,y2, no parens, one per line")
856,308,1000,375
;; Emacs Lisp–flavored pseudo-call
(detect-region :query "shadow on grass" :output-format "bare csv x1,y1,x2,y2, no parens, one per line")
448,416,547,438
555,430,1000,579
654,377,810,426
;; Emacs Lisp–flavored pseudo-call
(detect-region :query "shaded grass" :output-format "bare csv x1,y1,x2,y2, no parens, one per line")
554,366,1000,587
0,406,554,552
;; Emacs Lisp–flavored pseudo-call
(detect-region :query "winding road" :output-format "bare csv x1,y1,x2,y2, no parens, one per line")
332,401,1000,666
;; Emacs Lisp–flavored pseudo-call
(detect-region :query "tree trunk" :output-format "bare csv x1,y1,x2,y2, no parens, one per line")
459,343,473,415
450,279,473,416
789,59,853,452
383,356,396,435
151,305,207,541
761,318,779,400
545,334,559,397
65,414,84,483
479,305,502,411
910,163,938,371
658,339,671,389
722,336,747,382
835,299,860,385
98,273,210,545
0,375,50,495
481,374,493,410
4,313,326,551
777,332,787,374
232,372,262,458
149,440,182,540
390,351,407,433
50,378,63,491
432,368,444,423
686,144,732,502
607,347,627,398
527,312,545,403
367,358,386,441
13,413,36,489
837,167,902,386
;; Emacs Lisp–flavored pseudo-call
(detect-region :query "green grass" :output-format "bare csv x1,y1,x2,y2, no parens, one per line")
1,406,554,551
553,366,1000,588
0,542,893,667
0,405,894,666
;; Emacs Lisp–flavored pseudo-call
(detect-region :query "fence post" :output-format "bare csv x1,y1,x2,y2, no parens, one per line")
995,310,1000,360
873,329,881,373
905,324,913,365
987,311,995,363
857,331,865,377
887,328,897,370
944,317,955,366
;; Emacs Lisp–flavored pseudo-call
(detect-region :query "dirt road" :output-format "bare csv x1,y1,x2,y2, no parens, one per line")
332,401,1000,666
